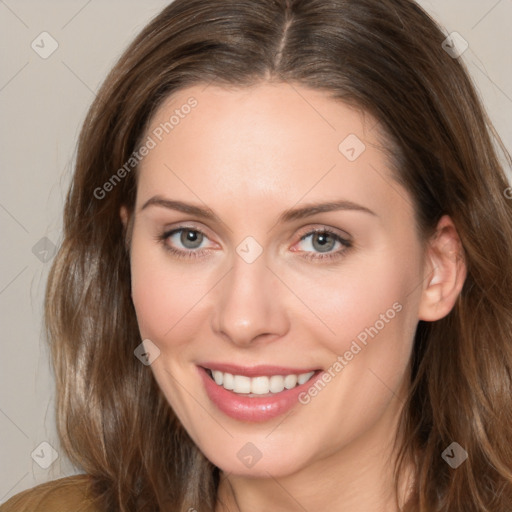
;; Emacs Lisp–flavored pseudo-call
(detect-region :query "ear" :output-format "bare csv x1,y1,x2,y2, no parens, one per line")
418,215,467,322
120,205,129,229
120,205,133,251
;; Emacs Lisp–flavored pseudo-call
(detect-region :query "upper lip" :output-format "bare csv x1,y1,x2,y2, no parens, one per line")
200,362,320,377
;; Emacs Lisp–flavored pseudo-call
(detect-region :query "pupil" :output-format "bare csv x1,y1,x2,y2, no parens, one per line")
314,233,334,252
182,229,202,248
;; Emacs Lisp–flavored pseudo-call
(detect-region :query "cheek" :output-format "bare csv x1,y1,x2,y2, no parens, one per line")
298,249,419,355
294,247,421,426
129,238,207,345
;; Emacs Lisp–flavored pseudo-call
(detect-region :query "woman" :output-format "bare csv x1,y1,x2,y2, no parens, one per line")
2,0,511,510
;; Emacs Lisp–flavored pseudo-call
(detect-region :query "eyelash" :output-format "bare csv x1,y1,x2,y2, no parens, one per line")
155,226,353,263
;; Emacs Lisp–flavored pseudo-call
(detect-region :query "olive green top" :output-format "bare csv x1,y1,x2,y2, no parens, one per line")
0,476,100,512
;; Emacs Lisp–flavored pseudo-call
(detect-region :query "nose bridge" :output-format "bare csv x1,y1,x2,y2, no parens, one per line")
211,244,288,346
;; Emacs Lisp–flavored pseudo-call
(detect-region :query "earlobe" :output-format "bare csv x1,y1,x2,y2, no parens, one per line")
418,215,467,322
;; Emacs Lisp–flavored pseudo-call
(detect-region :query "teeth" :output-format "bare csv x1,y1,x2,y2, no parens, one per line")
208,369,315,395
297,373,312,385
269,375,284,393
234,375,251,394
251,376,269,394
284,374,298,389
223,372,234,390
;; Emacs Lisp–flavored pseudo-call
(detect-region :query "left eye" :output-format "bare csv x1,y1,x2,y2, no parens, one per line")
296,230,350,255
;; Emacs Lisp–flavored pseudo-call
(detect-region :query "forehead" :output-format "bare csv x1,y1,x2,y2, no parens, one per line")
135,82,410,227
143,82,383,168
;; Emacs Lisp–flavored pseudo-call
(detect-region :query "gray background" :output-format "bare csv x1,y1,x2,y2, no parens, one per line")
1,0,511,503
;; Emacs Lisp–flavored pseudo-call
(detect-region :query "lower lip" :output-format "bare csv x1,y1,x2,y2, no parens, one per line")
198,366,323,422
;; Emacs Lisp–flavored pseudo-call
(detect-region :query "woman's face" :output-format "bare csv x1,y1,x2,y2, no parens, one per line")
124,83,428,477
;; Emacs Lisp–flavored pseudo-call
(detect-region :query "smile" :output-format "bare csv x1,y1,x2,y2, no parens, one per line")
205,368,316,395
198,364,324,422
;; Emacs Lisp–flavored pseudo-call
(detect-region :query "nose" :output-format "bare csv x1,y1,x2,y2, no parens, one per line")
211,250,290,347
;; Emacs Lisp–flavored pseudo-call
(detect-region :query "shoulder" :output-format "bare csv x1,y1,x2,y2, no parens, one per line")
0,475,101,512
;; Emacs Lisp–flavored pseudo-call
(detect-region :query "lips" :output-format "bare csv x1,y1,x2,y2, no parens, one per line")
197,363,323,422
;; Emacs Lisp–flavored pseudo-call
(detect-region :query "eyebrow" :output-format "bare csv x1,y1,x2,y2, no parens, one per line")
140,196,377,223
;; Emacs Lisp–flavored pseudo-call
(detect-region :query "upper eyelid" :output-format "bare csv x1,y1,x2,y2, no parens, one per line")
297,225,351,240
163,223,215,242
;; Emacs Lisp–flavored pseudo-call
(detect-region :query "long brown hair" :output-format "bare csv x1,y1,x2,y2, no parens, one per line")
45,0,512,510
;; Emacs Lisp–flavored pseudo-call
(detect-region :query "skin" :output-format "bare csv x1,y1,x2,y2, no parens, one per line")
121,83,466,511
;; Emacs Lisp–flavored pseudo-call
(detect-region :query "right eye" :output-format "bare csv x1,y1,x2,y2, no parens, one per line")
156,226,216,260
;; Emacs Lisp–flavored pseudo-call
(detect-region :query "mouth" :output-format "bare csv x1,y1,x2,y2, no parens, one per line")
198,364,325,422
203,367,320,396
